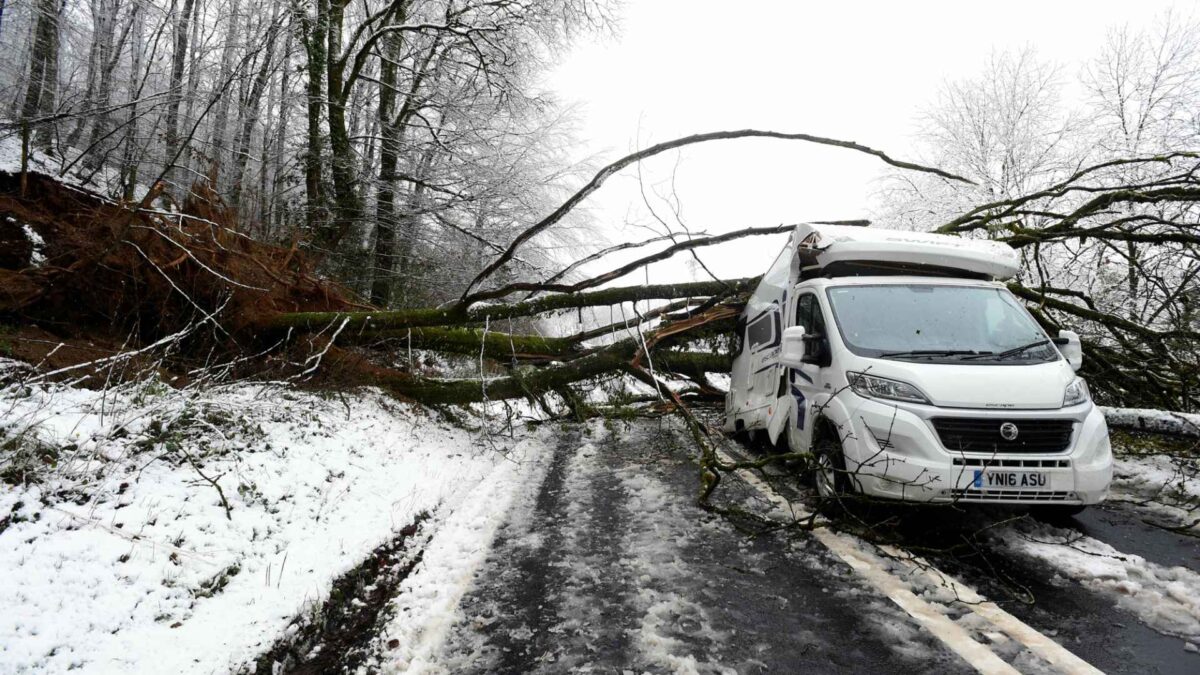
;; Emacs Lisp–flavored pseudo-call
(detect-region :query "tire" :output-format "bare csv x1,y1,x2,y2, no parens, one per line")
812,432,851,499
1031,504,1087,519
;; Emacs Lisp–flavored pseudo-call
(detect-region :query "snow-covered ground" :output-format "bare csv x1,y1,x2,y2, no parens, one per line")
0,372,550,674
1103,422,1200,535
998,519,1200,642
0,130,149,202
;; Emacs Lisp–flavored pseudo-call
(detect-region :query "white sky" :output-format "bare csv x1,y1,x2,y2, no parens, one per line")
545,0,1191,284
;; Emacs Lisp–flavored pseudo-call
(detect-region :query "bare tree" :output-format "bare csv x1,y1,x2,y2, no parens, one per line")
876,47,1079,232
875,18,1200,410
21,0,63,152
162,0,201,192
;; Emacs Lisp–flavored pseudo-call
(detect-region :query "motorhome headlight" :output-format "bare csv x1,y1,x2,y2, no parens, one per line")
847,372,930,404
1063,377,1089,407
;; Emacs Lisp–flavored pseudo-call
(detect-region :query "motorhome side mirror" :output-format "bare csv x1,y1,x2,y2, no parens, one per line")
1056,330,1083,371
779,326,808,369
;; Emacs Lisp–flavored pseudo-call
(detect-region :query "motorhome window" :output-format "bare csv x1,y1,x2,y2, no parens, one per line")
825,284,1059,364
796,294,826,335
747,313,776,351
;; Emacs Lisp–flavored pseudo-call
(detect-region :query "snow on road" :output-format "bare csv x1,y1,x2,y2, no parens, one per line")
415,420,976,674
374,431,553,673
998,520,1200,642
0,374,548,674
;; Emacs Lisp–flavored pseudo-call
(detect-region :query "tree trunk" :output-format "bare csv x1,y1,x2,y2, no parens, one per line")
299,0,328,240
230,2,281,208
266,21,294,234
163,0,199,193
21,0,61,152
121,2,146,199
317,0,363,254
364,343,728,406
177,0,204,188
370,25,402,306
207,0,243,185
394,148,434,305
258,278,756,334
79,0,134,174
66,0,105,150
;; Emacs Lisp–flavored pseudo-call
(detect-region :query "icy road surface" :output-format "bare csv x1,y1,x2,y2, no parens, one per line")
375,419,1198,675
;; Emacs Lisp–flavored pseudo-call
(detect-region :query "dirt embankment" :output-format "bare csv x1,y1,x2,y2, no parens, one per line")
0,171,360,382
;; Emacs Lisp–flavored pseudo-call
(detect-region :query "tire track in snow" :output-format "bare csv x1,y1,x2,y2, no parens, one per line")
550,426,639,670
607,425,736,673
431,428,581,672
374,432,556,674
433,423,642,673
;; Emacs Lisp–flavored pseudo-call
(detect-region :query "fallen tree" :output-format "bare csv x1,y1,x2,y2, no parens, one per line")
0,129,961,406
1,131,1198,415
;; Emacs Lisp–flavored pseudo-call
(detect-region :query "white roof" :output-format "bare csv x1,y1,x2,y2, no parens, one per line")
793,223,1020,281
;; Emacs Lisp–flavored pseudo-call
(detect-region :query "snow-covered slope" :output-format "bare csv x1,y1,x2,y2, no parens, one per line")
0,373,549,674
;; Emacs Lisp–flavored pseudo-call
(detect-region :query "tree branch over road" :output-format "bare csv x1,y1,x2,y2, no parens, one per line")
460,129,978,302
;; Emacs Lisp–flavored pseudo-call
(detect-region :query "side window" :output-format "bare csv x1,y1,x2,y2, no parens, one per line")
810,296,826,335
746,313,775,351
796,295,811,332
796,294,826,335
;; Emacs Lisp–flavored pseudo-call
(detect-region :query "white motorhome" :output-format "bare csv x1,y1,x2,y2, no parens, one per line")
724,223,1112,513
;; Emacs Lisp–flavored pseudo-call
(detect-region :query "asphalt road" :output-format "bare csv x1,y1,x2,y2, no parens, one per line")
428,420,1199,674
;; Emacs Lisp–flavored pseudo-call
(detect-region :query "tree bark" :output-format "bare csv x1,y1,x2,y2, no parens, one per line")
316,0,364,255
370,20,403,306
207,0,243,184
299,0,328,240
80,0,134,173
230,2,282,208
120,2,146,199
257,278,756,335
339,326,578,362
21,0,61,152
163,0,199,193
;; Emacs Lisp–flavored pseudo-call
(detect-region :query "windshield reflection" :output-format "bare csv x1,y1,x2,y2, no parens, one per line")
825,284,1059,364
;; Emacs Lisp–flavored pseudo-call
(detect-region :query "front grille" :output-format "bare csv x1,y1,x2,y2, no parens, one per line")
953,458,1070,468
932,417,1074,454
952,489,1076,502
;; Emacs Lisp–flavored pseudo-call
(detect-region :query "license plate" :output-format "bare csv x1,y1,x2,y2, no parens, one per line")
971,469,1051,490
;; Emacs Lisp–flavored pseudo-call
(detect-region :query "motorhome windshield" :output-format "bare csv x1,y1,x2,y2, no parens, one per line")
825,284,1059,364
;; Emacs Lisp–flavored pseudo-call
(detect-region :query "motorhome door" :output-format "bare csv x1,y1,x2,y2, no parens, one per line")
744,307,780,410
788,291,828,449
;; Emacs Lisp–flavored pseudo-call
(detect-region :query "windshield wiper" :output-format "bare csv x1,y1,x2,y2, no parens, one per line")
879,349,986,359
960,339,1050,361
